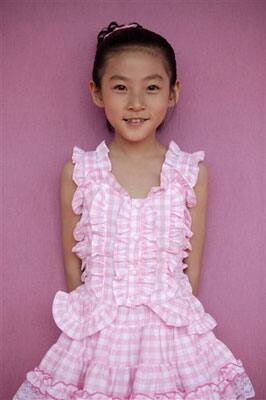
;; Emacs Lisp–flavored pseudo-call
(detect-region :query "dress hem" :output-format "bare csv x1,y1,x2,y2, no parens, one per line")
13,362,256,400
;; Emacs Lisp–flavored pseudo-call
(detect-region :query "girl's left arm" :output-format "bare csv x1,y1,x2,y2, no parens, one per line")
183,162,208,296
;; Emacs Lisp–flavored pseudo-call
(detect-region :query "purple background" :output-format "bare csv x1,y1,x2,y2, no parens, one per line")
2,0,265,399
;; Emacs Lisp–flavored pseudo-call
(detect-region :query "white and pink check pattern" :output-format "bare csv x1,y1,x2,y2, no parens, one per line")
13,139,255,399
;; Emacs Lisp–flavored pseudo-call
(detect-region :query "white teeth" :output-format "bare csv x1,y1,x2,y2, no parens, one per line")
125,119,145,122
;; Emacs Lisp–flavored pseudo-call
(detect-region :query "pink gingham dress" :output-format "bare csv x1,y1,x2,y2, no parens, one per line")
13,139,255,399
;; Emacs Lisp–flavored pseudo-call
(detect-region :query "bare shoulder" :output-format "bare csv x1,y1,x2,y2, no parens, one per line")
61,160,75,184
195,161,208,192
60,160,77,202
190,161,208,212
198,161,208,181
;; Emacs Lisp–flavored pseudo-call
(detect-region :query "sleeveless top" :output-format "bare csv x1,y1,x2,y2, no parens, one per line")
52,139,217,340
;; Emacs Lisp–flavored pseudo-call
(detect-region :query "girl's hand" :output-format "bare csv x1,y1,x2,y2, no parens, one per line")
60,160,82,292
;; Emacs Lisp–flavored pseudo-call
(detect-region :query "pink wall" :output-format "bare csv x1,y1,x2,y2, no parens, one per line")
2,0,265,398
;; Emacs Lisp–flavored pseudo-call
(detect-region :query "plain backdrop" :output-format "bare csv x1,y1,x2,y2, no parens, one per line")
1,0,265,399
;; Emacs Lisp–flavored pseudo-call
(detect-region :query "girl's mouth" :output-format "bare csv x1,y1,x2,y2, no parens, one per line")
123,118,149,126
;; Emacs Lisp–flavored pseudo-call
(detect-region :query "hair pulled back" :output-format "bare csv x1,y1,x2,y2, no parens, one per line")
92,21,178,133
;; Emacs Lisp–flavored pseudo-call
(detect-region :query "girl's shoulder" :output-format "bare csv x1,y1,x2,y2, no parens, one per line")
60,160,76,204
61,159,74,179
60,143,102,188
60,146,91,188
168,140,206,189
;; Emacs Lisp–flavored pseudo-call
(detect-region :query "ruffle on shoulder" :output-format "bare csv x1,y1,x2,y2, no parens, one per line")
184,150,205,188
52,284,118,340
71,146,104,215
184,151,205,208
166,141,205,209
72,146,86,186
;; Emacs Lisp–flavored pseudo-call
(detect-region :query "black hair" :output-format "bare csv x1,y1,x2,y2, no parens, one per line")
92,21,178,133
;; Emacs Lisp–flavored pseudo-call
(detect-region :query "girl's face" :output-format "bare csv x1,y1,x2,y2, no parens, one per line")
89,48,180,142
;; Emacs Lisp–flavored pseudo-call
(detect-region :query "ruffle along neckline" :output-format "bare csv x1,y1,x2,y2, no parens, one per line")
95,139,182,201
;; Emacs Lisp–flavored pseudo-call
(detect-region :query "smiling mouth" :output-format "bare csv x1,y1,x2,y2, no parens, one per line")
123,118,149,125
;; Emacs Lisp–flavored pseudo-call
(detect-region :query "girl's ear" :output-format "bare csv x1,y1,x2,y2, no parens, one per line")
88,80,105,108
168,80,180,108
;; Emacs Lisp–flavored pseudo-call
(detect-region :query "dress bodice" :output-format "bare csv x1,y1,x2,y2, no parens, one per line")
52,139,217,340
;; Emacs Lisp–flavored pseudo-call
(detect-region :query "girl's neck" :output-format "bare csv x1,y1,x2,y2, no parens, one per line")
107,136,167,161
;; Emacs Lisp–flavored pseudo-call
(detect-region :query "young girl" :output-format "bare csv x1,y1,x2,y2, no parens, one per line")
13,21,256,399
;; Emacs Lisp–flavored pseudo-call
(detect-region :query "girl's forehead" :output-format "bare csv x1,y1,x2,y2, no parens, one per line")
103,49,168,78
107,48,163,64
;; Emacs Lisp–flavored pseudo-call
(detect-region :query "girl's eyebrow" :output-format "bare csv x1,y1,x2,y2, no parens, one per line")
109,74,164,82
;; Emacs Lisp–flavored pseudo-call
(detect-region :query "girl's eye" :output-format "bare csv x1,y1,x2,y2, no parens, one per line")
114,85,126,91
148,85,160,91
113,85,160,92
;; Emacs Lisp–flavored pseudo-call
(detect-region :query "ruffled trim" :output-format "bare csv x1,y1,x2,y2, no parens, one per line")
146,273,217,335
71,175,108,254
166,177,194,261
185,150,205,188
71,146,91,217
52,284,118,340
71,139,204,212
86,188,111,296
72,146,86,186
165,141,205,209
184,150,205,208
70,140,204,278
68,141,213,336
71,145,105,214
139,170,215,335
112,197,159,306
99,139,170,199
168,141,205,188
71,144,111,282
22,360,255,400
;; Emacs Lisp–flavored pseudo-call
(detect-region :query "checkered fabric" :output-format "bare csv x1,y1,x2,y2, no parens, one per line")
13,140,255,399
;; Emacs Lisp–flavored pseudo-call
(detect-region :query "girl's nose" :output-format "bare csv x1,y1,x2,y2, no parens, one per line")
127,93,146,110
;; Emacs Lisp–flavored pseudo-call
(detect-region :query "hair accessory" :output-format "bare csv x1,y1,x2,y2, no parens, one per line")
103,23,139,40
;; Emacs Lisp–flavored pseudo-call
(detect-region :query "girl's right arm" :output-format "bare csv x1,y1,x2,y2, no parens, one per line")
60,160,83,292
